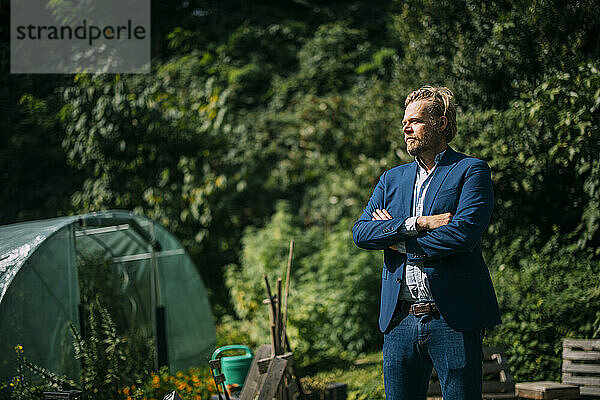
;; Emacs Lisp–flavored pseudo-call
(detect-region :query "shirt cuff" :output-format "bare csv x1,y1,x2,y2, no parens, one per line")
402,216,419,236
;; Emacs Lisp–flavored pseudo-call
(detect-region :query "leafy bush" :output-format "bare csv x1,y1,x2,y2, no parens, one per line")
486,239,600,381
75,252,156,397
303,351,385,400
225,202,382,365
119,366,216,400
0,345,77,400
72,298,154,398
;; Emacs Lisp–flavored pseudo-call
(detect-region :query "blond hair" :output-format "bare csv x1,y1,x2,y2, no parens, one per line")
405,85,457,143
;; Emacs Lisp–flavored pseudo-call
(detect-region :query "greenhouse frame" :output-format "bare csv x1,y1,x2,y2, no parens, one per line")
0,210,215,381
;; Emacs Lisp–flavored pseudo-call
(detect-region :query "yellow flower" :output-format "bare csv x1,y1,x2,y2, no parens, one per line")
123,387,130,395
152,374,160,388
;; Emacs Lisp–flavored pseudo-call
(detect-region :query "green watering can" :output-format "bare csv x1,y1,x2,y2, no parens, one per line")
211,345,253,388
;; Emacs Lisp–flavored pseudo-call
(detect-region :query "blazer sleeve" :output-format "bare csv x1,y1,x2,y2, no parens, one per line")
352,170,413,250
404,160,494,262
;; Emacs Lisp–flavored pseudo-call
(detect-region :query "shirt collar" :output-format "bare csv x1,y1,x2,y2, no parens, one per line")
416,148,447,172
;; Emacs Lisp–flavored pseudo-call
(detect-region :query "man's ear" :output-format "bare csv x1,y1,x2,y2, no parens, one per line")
438,115,448,132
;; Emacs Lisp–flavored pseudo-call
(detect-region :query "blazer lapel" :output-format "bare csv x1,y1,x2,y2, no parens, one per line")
423,146,460,216
403,161,418,215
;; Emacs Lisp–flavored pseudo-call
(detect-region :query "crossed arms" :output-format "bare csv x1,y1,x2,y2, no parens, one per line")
352,160,494,262
370,208,452,251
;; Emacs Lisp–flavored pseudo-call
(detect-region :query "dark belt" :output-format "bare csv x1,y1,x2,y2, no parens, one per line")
402,301,438,317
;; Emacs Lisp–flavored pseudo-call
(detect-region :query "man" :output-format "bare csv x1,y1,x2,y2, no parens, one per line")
352,86,501,399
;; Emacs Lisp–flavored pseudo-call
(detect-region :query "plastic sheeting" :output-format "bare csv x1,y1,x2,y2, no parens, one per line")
0,211,215,380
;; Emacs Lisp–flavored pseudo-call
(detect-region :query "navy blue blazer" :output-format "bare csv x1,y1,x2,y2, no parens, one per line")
352,147,501,333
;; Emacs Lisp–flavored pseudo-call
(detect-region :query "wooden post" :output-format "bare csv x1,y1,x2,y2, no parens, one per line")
282,239,293,353
276,278,282,355
264,275,278,355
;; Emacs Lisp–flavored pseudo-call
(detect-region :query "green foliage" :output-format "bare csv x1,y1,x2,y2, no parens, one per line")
118,366,216,400
77,252,155,377
487,241,600,381
4,0,600,384
225,202,382,365
0,345,77,400
303,351,385,400
71,299,154,398
454,63,600,253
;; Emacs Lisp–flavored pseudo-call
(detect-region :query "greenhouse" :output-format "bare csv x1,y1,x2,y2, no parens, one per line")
0,210,215,381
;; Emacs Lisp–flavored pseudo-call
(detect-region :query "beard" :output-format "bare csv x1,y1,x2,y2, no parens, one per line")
406,126,443,156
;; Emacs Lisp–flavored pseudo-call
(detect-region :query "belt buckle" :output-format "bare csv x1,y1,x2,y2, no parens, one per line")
411,302,434,317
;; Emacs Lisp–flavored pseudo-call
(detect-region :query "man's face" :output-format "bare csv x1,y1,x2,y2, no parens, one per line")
402,99,444,157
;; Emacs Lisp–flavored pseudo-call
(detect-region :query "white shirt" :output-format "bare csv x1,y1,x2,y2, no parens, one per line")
397,149,446,301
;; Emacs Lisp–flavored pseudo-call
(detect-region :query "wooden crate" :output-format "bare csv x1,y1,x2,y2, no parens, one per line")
562,339,600,397
515,381,579,399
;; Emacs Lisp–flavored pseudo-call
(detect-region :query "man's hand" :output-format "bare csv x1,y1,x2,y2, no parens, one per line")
371,209,393,221
371,209,399,250
416,213,453,231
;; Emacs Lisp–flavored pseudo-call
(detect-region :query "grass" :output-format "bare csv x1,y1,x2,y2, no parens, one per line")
303,351,385,400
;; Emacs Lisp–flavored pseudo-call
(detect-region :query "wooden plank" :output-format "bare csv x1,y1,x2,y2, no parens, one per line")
562,360,600,374
562,348,600,361
257,357,288,400
562,374,600,386
240,344,272,400
515,381,580,399
563,339,600,351
258,352,295,375
580,386,600,396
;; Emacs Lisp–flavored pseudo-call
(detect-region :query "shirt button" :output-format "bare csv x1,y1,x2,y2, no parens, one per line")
396,278,401,283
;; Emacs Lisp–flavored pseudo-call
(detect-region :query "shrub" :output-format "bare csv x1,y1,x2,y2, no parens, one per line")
120,366,216,400
486,239,600,381
0,344,77,400
225,202,382,365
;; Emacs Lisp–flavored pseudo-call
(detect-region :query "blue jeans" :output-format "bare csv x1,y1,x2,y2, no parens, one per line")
383,305,484,400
